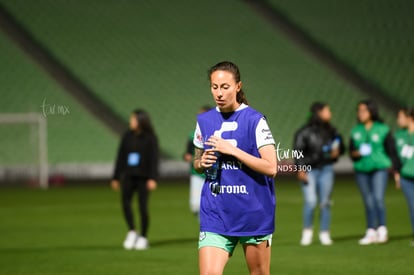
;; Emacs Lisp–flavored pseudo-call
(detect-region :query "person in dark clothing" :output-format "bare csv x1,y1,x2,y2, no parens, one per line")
349,99,401,245
293,102,345,246
111,109,159,250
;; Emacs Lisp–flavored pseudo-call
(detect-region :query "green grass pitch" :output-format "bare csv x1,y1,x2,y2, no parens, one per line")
0,177,412,275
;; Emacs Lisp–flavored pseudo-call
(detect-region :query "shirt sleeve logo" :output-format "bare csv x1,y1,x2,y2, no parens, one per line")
199,232,206,241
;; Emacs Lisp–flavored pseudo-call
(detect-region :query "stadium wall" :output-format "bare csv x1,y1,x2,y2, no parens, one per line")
0,157,353,185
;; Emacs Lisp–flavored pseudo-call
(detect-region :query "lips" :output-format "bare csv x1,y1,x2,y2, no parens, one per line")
216,100,225,105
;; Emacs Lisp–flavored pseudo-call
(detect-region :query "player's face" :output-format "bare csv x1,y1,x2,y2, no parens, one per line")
357,104,370,123
210,70,242,112
397,110,409,129
129,114,139,130
318,106,332,122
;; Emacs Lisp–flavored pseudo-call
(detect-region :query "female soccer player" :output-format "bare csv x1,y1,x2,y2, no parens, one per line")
193,61,277,275
394,107,414,246
294,102,345,246
349,99,400,245
111,109,159,250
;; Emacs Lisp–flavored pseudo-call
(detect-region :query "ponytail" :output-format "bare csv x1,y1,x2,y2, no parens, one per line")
237,90,248,105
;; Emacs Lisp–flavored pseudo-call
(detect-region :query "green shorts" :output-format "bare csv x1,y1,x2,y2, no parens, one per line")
198,231,273,255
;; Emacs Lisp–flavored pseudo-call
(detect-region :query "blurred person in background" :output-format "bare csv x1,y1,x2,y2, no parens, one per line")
183,105,212,217
193,61,277,275
111,109,159,250
349,99,400,245
293,102,345,246
394,107,414,246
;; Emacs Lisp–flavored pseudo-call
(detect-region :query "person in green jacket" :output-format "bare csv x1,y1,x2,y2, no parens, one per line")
394,107,414,246
349,99,401,245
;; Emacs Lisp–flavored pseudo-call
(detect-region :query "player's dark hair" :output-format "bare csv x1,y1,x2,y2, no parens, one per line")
309,102,327,123
358,99,383,123
407,107,414,119
308,102,336,136
133,109,155,135
399,106,414,118
208,61,248,105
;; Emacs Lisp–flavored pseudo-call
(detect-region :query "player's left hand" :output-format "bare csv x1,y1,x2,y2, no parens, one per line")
330,148,340,159
111,180,120,191
394,172,401,190
147,179,157,191
206,136,235,156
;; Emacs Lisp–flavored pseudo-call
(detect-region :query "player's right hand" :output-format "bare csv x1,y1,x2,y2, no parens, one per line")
297,171,308,183
111,180,120,191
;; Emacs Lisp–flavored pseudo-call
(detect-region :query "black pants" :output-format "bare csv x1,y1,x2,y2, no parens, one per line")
121,176,149,237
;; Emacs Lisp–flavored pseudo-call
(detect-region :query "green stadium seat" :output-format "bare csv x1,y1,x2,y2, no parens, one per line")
0,0,400,163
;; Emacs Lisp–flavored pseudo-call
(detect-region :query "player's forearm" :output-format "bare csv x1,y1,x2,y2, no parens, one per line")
193,148,204,174
230,146,277,178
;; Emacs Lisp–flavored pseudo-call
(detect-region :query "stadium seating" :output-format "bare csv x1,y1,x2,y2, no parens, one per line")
269,0,414,107
0,31,117,164
0,0,400,163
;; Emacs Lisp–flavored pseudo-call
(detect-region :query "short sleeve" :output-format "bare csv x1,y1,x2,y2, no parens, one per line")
193,122,204,149
256,117,275,149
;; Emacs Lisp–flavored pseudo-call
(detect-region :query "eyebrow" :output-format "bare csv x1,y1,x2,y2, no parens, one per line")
211,83,231,86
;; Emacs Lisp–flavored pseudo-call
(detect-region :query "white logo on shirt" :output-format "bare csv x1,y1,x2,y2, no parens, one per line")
401,144,414,159
214,121,238,146
221,160,243,170
219,184,249,195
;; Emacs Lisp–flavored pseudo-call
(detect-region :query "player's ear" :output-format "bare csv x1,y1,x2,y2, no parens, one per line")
236,81,242,92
